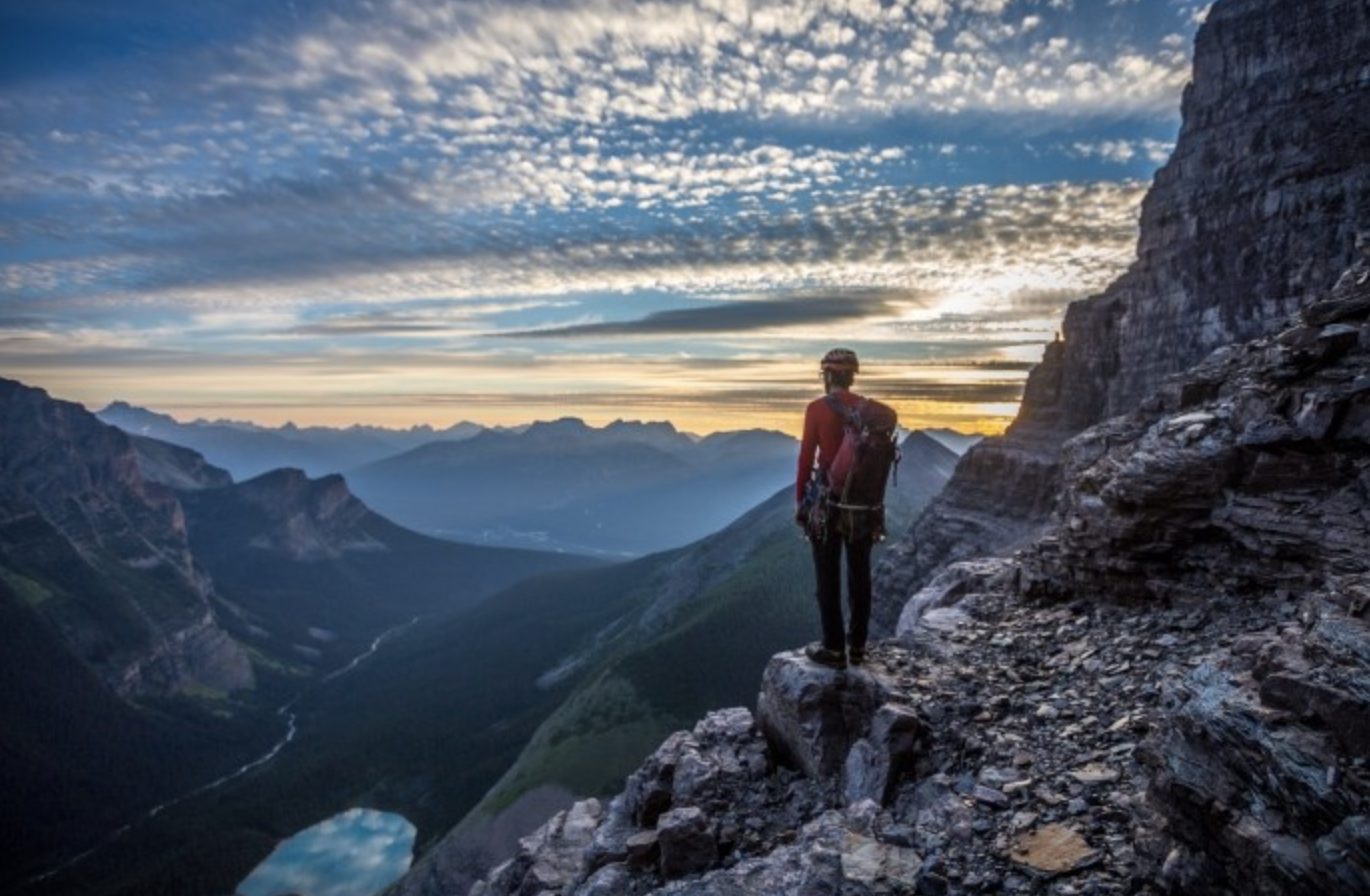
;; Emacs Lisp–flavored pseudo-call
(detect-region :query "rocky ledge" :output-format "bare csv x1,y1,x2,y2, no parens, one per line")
463,569,1370,896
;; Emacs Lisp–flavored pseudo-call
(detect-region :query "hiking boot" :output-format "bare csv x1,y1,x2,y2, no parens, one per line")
804,643,847,670
847,646,866,666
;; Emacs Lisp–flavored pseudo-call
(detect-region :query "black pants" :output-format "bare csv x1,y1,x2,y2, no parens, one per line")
811,533,873,654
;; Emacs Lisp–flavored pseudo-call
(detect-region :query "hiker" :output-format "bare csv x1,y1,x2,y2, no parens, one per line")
795,347,882,671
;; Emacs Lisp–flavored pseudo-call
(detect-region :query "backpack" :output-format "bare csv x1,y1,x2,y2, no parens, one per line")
823,394,900,542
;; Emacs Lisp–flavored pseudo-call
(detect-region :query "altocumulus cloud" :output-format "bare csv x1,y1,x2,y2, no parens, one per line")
499,289,917,338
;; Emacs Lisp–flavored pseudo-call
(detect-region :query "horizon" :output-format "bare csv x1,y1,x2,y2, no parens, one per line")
1,0,1210,436
92,387,987,441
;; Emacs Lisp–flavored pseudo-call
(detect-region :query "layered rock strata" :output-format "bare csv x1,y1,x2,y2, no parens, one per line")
1020,258,1369,604
873,0,1370,632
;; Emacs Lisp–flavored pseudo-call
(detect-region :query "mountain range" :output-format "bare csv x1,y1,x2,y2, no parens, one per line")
96,401,485,481
346,419,801,556
98,402,806,558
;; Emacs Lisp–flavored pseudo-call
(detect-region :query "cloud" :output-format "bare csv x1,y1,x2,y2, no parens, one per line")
499,289,917,338
3,177,1148,352
167,0,1196,143
1073,138,1175,166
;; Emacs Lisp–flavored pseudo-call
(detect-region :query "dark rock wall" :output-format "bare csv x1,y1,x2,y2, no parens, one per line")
1107,0,1370,416
873,0,1370,632
1020,261,1370,604
1012,260,1370,895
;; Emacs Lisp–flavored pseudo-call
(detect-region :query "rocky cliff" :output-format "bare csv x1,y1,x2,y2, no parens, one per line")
0,377,253,698
872,0,1370,632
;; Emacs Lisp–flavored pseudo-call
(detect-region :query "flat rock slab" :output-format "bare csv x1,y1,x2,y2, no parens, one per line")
1070,763,1120,785
841,832,923,892
1007,824,1099,876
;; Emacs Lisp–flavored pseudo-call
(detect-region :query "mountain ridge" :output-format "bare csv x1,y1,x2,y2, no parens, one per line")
346,420,800,557
97,400,486,480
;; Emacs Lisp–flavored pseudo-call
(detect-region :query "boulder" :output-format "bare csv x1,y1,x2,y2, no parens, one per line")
656,807,717,879
756,650,894,779
842,704,928,807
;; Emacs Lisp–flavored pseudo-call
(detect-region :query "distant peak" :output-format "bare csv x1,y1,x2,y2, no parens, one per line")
97,400,177,424
606,418,680,434
525,417,592,435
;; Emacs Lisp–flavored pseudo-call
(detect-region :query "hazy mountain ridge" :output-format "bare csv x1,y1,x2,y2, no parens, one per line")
347,418,800,557
0,377,250,700
100,401,807,557
98,400,485,480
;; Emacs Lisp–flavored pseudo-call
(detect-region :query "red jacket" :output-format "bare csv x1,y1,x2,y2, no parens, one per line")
796,390,863,502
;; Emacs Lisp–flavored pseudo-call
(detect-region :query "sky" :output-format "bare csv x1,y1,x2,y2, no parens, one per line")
0,0,1211,436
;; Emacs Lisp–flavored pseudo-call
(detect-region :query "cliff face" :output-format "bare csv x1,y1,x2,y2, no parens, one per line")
1018,261,1370,893
0,377,253,698
1020,260,1370,605
873,0,1370,631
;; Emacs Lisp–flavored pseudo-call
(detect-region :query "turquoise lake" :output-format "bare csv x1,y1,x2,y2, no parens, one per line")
236,808,416,896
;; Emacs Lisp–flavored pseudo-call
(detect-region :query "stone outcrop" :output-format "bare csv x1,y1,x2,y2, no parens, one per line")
873,0,1370,633
755,650,894,779
460,653,941,896
1020,258,1370,604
